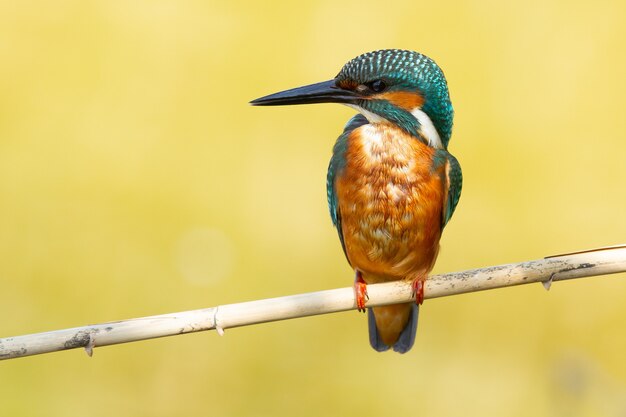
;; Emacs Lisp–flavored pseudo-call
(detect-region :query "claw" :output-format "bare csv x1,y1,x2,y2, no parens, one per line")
354,270,369,312
412,279,425,305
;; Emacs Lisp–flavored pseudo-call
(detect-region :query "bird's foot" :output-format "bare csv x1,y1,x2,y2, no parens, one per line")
412,279,425,305
354,270,369,312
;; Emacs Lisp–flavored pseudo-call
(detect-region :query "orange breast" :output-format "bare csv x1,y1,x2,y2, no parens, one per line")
334,123,445,283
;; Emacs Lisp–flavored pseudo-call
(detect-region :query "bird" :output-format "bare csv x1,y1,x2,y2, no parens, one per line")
251,49,462,353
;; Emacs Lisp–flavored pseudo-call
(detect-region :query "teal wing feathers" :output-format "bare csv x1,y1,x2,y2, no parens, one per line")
442,151,462,228
327,114,368,259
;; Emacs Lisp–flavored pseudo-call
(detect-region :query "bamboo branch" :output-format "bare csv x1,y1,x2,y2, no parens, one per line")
1,245,625,361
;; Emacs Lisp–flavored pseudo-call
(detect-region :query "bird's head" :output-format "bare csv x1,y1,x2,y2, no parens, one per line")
251,49,454,149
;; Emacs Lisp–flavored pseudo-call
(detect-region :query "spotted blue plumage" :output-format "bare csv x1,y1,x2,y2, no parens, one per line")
337,49,454,148
443,152,462,227
431,149,463,228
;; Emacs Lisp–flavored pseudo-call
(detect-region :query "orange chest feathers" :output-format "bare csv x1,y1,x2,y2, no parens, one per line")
334,123,446,280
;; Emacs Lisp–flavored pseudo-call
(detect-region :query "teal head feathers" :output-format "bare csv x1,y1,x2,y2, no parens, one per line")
251,49,454,149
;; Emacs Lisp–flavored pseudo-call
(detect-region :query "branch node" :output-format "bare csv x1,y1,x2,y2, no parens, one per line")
542,273,555,291
84,333,96,357
214,306,225,336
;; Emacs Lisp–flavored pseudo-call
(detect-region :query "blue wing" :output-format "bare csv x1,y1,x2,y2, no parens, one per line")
442,151,462,228
326,114,368,259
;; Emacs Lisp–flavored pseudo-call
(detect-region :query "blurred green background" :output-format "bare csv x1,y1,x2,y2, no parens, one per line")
1,1,625,416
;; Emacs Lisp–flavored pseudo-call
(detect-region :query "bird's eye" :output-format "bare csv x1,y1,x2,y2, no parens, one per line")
368,79,387,93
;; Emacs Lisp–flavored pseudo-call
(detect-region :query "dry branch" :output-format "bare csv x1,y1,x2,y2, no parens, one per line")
1,245,625,361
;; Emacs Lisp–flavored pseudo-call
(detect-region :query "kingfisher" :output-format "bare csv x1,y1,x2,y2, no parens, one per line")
251,49,462,353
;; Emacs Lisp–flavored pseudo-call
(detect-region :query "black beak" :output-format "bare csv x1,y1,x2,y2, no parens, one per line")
250,79,357,106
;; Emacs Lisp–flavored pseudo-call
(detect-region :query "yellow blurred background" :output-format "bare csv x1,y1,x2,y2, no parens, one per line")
1,1,625,416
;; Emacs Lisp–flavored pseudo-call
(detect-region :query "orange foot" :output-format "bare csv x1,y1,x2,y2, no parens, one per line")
353,270,369,313
412,279,425,305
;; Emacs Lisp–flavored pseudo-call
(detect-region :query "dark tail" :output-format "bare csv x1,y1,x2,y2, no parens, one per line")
368,304,419,353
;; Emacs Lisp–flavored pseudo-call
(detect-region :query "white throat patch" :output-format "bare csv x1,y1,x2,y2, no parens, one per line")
344,104,386,124
344,104,443,149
